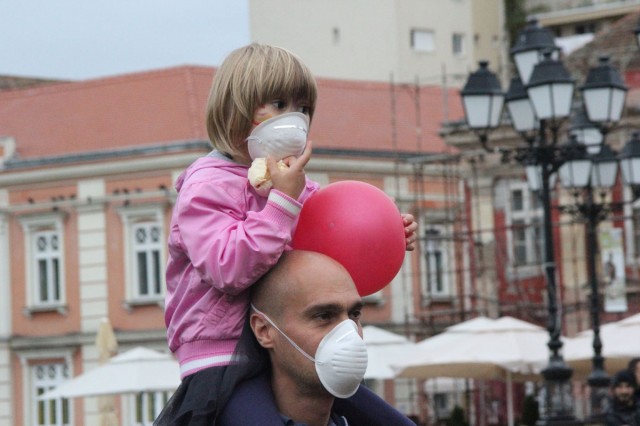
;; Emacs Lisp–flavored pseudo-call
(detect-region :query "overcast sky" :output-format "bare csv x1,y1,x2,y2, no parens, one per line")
1,0,250,81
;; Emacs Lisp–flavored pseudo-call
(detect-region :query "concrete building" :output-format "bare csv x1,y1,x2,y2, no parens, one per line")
249,0,507,87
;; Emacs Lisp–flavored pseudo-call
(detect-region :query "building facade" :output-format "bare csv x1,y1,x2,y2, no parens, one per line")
249,0,507,88
0,65,468,425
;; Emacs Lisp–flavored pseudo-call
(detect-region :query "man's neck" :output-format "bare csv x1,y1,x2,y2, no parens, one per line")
271,372,334,426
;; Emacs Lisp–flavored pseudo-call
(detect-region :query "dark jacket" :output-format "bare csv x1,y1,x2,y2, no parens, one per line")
217,373,417,426
605,398,640,426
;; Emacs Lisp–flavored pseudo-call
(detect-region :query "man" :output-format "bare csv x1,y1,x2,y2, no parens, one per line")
218,250,416,425
605,369,640,426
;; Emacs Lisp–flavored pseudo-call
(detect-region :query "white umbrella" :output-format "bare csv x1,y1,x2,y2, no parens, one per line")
392,316,552,426
564,312,640,377
41,347,180,400
362,325,416,379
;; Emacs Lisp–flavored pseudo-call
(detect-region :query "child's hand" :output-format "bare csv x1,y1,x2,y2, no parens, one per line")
268,141,312,200
402,213,418,251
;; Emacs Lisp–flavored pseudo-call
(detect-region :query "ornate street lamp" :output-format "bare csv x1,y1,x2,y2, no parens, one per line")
462,57,579,426
590,145,619,190
462,17,637,422
569,107,603,155
580,57,628,136
461,61,505,150
510,19,559,86
553,56,628,422
505,76,538,142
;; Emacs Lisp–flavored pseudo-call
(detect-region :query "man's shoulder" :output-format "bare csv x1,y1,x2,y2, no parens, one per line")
333,385,416,426
218,373,283,425
219,374,416,426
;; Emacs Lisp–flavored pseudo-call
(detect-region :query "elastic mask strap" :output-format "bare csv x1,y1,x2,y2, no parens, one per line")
250,304,317,364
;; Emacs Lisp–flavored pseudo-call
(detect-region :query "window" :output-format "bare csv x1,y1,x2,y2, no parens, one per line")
130,391,170,425
34,231,61,304
394,378,419,417
452,33,465,56
32,363,70,426
507,182,543,267
133,223,163,298
422,227,452,299
119,206,166,306
332,27,340,44
433,393,449,418
411,29,435,52
20,214,66,312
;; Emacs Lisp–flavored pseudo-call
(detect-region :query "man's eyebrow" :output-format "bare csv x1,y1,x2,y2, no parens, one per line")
303,301,364,316
303,303,342,316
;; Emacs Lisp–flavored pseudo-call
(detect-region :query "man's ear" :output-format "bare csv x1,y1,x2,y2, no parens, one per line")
250,313,275,349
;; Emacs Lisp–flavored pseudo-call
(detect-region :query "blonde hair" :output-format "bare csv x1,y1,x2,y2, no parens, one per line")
206,43,318,157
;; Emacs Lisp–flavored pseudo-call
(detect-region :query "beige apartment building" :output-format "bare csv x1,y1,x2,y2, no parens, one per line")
249,0,507,87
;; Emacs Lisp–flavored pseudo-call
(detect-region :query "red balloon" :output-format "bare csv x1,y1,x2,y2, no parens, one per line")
292,180,406,296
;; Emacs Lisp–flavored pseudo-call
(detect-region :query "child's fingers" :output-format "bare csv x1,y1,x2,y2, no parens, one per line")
266,155,278,173
402,213,415,225
288,140,313,171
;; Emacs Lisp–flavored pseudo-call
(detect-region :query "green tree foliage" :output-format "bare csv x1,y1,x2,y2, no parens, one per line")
447,405,470,426
505,0,528,46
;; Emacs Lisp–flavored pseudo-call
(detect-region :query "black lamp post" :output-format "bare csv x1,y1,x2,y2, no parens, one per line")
463,25,579,424
559,133,615,421
461,19,636,426
573,56,629,421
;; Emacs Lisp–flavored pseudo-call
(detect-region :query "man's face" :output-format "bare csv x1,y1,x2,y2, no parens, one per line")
269,253,363,396
634,363,640,385
613,382,635,405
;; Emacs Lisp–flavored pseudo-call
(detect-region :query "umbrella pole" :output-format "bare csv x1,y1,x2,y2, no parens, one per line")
506,371,514,426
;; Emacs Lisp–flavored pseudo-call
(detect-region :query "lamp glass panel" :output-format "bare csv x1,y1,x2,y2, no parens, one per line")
621,157,640,185
489,95,504,127
591,161,618,188
576,127,603,154
525,166,557,191
609,88,626,122
559,159,592,189
584,88,611,122
528,85,553,120
514,50,539,85
528,83,573,120
526,165,542,191
507,99,537,132
463,95,492,128
585,87,626,123
550,83,574,119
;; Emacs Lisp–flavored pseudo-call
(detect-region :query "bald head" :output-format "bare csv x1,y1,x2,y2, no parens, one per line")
251,250,358,320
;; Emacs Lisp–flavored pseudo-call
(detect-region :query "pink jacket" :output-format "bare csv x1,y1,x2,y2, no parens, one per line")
164,152,319,378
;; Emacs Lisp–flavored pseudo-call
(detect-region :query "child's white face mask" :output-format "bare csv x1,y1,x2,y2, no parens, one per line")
246,112,309,160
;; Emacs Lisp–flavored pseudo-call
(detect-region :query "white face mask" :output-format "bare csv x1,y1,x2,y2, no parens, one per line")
251,304,368,399
247,112,309,160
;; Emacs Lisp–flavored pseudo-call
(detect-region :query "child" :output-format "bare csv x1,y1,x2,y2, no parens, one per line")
156,43,417,425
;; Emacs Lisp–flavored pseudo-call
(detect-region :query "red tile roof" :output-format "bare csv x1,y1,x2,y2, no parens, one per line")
0,65,463,162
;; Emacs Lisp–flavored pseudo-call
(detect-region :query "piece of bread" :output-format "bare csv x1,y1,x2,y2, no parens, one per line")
248,158,289,196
